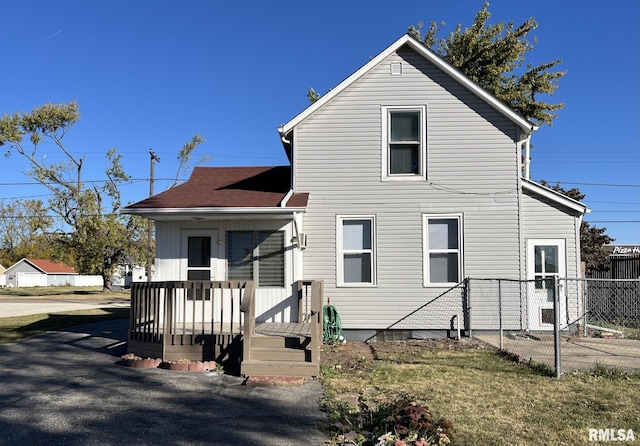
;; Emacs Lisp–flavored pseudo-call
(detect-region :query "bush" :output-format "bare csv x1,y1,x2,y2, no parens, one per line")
324,393,453,446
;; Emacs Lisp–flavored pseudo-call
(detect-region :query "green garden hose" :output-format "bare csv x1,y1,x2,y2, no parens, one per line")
323,299,345,344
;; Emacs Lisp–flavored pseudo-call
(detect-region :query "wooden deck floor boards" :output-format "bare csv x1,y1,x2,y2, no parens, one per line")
255,322,311,337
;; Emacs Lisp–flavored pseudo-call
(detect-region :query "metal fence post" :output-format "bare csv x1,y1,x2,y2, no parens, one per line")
553,276,561,378
498,279,503,350
466,278,472,338
583,280,588,337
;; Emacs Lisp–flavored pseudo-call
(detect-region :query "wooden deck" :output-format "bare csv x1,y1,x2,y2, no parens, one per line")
128,280,324,378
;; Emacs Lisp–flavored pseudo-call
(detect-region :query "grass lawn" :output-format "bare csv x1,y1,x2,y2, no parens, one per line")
0,307,130,344
0,286,130,300
320,340,640,446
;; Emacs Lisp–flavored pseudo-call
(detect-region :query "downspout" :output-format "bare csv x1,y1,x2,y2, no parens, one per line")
281,131,295,192
523,134,532,180
516,129,532,329
280,189,294,208
576,208,590,277
516,136,525,280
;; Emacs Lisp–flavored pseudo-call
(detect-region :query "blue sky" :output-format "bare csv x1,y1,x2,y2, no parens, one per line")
1,1,638,244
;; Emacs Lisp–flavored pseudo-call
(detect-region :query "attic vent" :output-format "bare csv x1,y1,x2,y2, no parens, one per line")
390,62,402,75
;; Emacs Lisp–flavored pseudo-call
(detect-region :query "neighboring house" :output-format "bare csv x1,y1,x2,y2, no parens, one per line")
0,264,6,287
3,258,103,287
112,264,148,289
593,245,640,279
4,258,78,287
124,34,587,340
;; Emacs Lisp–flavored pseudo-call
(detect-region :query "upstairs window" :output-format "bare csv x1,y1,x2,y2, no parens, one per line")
383,106,426,180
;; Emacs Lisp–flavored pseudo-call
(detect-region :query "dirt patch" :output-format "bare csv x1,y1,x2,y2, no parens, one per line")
321,342,376,373
370,338,489,357
321,338,490,372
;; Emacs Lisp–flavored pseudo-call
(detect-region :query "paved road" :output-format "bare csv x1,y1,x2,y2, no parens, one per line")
0,318,328,445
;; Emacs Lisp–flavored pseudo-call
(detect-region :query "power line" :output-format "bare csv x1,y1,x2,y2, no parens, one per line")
587,220,640,223
0,178,182,186
590,210,640,213
543,181,640,188
588,200,640,205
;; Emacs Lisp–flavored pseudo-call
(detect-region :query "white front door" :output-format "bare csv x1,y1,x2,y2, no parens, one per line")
183,231,218,282
527,239,566,331
180,230,219,322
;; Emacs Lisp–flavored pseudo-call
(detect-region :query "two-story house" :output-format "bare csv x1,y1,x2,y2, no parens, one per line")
123,34,586,374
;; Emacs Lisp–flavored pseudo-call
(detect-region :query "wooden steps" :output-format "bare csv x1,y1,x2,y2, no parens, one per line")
241,325,318,378
239,280,323,380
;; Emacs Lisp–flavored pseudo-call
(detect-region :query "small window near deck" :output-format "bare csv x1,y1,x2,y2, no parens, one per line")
226,231,284,287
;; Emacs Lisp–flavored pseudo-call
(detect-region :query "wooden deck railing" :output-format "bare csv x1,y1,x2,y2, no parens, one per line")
298,279,324,366
128,281,255,362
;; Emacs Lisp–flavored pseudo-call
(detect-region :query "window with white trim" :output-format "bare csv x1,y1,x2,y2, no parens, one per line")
382,106,427,180
337,216,376,286
423,215,463,285
227,231,285,287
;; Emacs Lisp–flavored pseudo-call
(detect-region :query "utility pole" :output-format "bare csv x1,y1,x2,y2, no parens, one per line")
147,150,160,282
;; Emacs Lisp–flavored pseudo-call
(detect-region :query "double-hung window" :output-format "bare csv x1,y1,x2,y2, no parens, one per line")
423,215,463,286
227,231,285,287
383,106,426,180
337,216,376,286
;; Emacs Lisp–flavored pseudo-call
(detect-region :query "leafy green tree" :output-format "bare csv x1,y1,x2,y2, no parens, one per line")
0,199,54,265
169,133,207,188
540,181,614,272
0,101,147,292
306,87,320,104
408,2,565,127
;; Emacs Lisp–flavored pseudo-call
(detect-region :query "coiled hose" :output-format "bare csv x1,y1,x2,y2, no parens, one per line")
323,298,345,344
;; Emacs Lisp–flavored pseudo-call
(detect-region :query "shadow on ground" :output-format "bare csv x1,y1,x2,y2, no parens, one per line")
0,318,327,446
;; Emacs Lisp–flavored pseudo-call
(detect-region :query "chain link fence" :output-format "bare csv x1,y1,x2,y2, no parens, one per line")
366,278,640,376
560,278,640,374
367,282,467,341
579,278,640,337
469,278,640,376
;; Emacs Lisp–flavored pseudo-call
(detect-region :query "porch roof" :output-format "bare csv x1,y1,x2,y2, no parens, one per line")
123,166,308,219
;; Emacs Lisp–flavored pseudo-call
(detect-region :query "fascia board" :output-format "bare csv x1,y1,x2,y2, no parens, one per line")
522,179,588,214
121,207,306,217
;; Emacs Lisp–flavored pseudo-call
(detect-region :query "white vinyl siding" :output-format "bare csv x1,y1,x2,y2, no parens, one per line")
337,216,376,286
293,45,522,329
521,192,580,280
423,214,463,286
227,231,285,287
154,219,298,323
